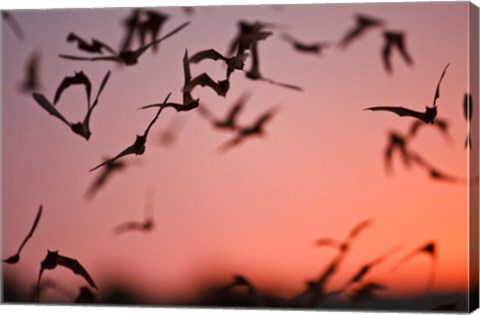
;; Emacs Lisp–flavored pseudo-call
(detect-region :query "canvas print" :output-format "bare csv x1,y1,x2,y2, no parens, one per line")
1,1,479,312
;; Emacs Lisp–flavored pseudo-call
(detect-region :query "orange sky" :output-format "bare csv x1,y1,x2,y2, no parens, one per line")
1,1,477,308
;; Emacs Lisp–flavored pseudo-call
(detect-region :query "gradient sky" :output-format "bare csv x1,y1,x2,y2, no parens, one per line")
1,1,476,306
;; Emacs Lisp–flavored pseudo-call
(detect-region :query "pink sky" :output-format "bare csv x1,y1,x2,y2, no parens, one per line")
1,1,477,308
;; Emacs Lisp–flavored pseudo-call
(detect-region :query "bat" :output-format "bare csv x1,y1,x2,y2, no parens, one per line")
137,10,169,52
338,14,384,49
382,31,413,74
119,9,143,52
54,71,92,106
139,50,199,112
85,158,126,199
37,250,97,302
183,72,230,97
365,63,450,124
219,106,280,152
410,152,465,184
189,48,248,79
75,286,97,304
59,22,190,66
228,20,274,56
464,93,473,148
66,33,116,54
113,191,155,234
20,51,41,92
384,131,411,174
90,93,171,171
407,118,452,143
198,92,249,130
2,11,25,40
392,241,437,290
316,219,373,253
246,41,303,91
3,205,43,264
281,33,330,55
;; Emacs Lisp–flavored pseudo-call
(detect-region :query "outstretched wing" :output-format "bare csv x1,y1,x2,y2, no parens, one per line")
143,93,171,138
32,93,71,126
58,54,120,63
54,72,92,105
57,255,97,289
90,146,136,172
365,106,426,121
16,205,43,255
432,63,450,107
189,49,226,64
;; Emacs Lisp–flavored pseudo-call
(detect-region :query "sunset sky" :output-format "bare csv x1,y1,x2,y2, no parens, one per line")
1,1,478,309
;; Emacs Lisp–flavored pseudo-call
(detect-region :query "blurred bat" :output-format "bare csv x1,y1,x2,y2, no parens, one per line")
75,286,97,304
183,72,230,97
54,71,92,106
228,20,274,56
85,158,126,199
20,51,41,92
382,31,413,74
222,275,265,307
464,93,473,148
59,22,190,66
158,117,185,147
90,93,171,171
137,10,169,52
219,105,280,152
2,11,25,39
392,241,437,290
281,33,330,55
410,153,465,184
37,250,97,301
384,131,411,174
316,219,373,253
189,48,248,79
114,191,155,235
246,42,303,91
67,33,116,54
338,14,383,49
350,282,387,303
119,9,142,52
3,205,43,264
365,63,450,124
198,92,249,130
181,7,195,16
407,118,452,144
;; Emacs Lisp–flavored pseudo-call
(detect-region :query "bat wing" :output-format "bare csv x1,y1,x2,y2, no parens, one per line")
464,93,472,122
219,135,246,152
133,21,190,58
90,71,111,109
16,205,43,255
57,255,97,289
365,106,427,121
32,93,71,126
92,39,117,55
262,77,303,91
2,11,25,39
90,146,137,172
432,63,450,107
143,93,171,138
54,74,91,105
189,49,226,64
58,54,120,62
382,40,392,73
113,221,143,234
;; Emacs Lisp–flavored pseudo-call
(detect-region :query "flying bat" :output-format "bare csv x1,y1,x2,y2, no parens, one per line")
316,219,373,253
66,33,116,54
137,10,169,52
183,72,230,97
393,241,437,290
219,105,280,152
37,250,97,302
228,20,274,56
20,51,41,92
407,118,452,143
119,9,142,52
54,71,92,106
338,14,384,49
114,192,155,234
189,48,248,79
2,11,25,40
3,205,43,264
365,63,450,124
85,158,127,199
59,22,190,66
382,31,413,74
198,92,249,130
90,93,171,171
410,152,465,184
464,93,473,148
384,131,411,174
246,41,303,91
281,33,330,55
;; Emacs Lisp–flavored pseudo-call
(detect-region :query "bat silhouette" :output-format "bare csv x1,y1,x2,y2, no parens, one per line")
198,92,249,130
37,250,97,302
365,63,450,124
464,93,473,148
393,241,437,290
59,22,190,66
139,51,199,112
85,158,127,199
137,10,169,52
54,71,92,106
219,105,280,152
246,41,303,91
316,219,373,253
75,286,97,304
384,131,411,174
32,71,111,141
228,20,274,56
222,275,265,306
119,9,142,52
20,51,41,92
189,48,248,79
2,11,25,40
407,118,452,144
281,33,330,55
114,192,155,234
3,205,43,264
382,31,413,74
338,14,384,49
410,152,465,184
90,93,171,171
183,72,230,97
66,33,116,54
